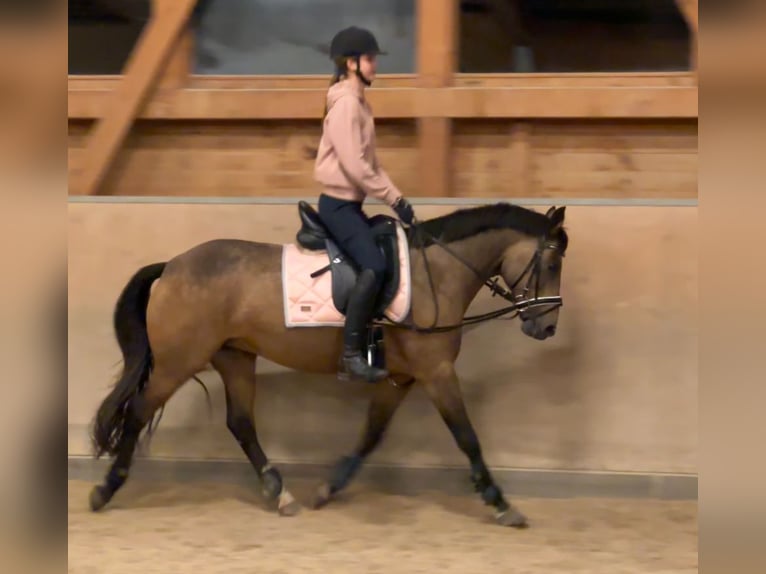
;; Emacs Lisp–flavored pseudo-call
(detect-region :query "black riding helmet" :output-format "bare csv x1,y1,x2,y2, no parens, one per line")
329,26,386,86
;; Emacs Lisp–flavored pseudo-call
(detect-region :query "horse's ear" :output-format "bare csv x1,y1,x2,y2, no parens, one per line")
550,206,566,228
545,206,556,218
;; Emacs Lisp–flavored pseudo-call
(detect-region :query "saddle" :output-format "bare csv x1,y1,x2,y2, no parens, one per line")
295,201,401,317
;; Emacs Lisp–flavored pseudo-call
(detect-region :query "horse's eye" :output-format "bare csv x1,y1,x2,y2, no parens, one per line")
547,263,560,273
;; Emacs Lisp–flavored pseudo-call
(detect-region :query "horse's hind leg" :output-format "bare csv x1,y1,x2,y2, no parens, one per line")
313,376,413,509
89,366,190,512
211,348,300,517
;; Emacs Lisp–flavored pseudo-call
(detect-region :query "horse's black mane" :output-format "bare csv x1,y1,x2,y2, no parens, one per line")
410,202,568,252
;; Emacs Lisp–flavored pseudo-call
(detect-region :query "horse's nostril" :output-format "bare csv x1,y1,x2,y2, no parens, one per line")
545,325,556,336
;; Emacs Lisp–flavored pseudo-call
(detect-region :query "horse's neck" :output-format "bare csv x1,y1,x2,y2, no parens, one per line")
423,229,530,312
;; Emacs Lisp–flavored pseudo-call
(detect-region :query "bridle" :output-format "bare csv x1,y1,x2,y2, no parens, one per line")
496,233,563,324
377,220,564,334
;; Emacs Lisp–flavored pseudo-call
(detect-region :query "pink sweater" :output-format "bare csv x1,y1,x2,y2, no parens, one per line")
313,80,403,207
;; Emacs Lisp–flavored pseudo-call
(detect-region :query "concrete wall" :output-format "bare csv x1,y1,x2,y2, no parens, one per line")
68,201,697,474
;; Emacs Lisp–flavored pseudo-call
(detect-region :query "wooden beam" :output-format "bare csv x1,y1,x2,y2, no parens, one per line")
70,72,693,92
417,0,458,87
75,0,197,195
418,118,453,196
68,75,421,118
417,0,459,197
159,27,194,90
674,0,698,71
434,86,698,118
453,72,699,88
675,0,698,31
507,122,532,197
69,84,698,120
185,75,419,89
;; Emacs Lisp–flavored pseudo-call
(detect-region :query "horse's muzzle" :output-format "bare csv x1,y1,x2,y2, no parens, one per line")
522,319,556,340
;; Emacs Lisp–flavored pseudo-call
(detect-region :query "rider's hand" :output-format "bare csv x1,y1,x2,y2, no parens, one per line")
393,197,415,225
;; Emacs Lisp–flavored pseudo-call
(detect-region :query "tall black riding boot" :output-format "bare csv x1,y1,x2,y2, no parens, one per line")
342,269,389,383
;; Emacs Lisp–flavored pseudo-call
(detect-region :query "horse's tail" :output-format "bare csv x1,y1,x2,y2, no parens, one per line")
91,262,167,458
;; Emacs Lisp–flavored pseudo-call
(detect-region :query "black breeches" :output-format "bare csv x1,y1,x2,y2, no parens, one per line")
317,194,386,282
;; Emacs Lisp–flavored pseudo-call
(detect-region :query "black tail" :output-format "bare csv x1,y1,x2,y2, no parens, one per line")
91,262,167,458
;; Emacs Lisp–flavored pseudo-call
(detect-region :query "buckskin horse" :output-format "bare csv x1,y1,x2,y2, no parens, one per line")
88,201,568,528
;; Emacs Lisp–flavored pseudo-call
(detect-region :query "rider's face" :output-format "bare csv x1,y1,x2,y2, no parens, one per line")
349,54,378,82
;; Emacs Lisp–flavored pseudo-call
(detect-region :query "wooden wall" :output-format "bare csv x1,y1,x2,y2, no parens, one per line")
67,0,698,198
452,119,697,198
69,119,419,196
69,118,696,198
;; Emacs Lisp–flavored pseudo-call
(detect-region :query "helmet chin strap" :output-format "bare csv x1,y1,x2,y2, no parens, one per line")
354,55,372,86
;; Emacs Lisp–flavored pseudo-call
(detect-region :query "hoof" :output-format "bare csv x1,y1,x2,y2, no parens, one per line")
89,485,110,512
277,490,301,517
278,500,302,517
312,483,333,509
495,507,529,528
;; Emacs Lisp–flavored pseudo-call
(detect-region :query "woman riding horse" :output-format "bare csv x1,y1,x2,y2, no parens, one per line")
313,26,416,383
85,25,569,529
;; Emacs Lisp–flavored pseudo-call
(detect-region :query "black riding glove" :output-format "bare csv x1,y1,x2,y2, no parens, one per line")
393,197,415,225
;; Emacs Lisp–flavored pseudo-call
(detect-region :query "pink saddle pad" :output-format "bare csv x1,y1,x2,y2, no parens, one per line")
281,224,411,327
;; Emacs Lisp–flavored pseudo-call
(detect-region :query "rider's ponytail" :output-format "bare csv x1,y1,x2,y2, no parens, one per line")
323,58,348,118
307,58,349,160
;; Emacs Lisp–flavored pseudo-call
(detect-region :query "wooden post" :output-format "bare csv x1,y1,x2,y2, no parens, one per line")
508,122,532,197
675,0,698,72
76,0,197,195
416,0,459,197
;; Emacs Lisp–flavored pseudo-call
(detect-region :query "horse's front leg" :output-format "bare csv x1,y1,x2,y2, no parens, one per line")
422,363,528,528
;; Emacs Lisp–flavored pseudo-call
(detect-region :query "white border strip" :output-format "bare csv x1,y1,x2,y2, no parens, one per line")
68,196,698,207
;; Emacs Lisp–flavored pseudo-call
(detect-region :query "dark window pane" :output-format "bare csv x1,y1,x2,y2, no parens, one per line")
460,0,691,73
193,0,415,75
69,0,150,74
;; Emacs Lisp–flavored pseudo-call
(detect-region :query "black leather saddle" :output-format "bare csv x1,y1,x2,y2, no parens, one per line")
295,201,402,317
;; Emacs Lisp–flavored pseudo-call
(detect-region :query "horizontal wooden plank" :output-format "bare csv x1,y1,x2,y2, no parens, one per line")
69,77,698,119
527,120,698,155
451,119,697,199
69,119,419,196
454,120,698,152
453,72,698,88
530,170,698,198
533,151,698,174
453,150,698,175
435,86,697,119
68,74,420,90
69,87,421,119
452,169,697,199
69,117,697,200
71,72,695,90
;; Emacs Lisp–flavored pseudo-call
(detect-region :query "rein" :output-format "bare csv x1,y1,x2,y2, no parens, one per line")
375,220,563,334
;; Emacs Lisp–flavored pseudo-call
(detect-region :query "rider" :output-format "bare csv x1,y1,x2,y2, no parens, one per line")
313,26,416,383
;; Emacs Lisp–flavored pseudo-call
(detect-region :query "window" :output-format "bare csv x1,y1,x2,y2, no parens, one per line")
193,0,416,75
69,0,150,74
459,0,691,73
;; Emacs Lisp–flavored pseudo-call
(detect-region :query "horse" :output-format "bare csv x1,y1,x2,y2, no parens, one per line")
87,201,569,528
